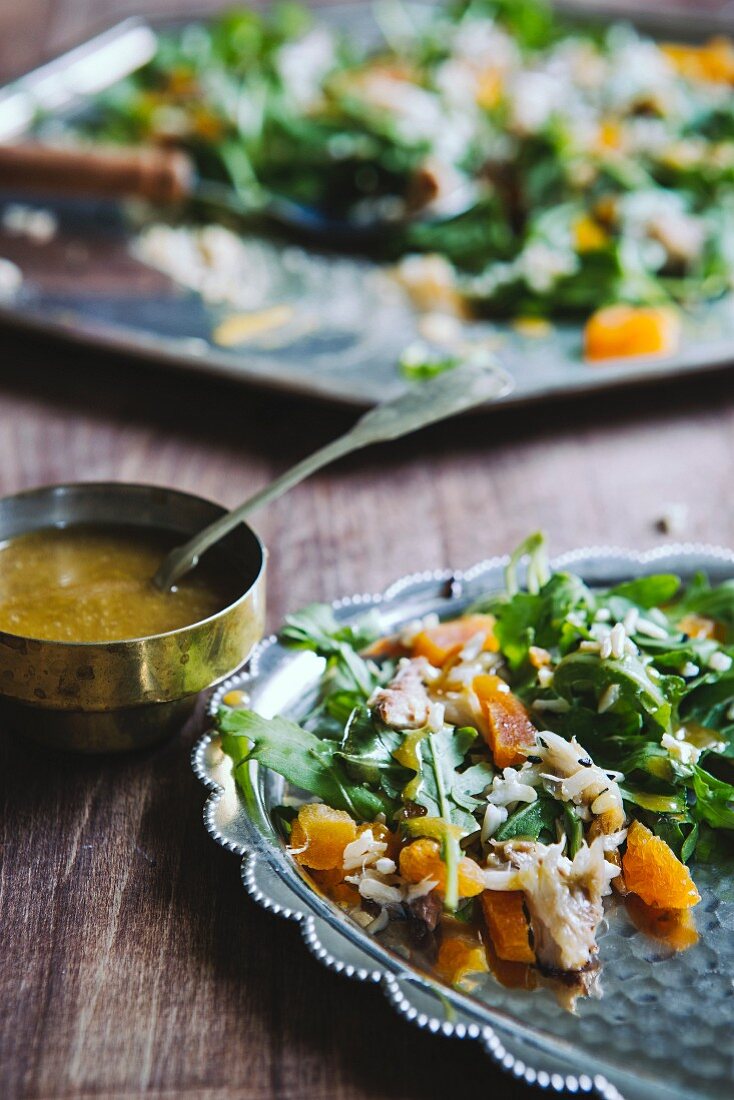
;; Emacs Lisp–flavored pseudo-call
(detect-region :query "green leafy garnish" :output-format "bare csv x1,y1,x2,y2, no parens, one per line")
494,797,559,842
216,532,734,918
219,707,393,819
280,602,382,655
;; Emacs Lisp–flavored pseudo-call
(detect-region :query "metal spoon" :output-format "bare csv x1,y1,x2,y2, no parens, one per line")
152,358,512,592
0,142,478,243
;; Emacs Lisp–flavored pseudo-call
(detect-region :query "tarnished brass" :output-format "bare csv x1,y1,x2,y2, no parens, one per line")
0,483,266,753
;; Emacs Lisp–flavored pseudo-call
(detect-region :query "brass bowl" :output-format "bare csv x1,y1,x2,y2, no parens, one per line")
0,483,266,753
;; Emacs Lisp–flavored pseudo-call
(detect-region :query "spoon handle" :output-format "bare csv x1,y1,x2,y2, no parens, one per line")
0,143,194,204
153,432,362,590
152,358,512,591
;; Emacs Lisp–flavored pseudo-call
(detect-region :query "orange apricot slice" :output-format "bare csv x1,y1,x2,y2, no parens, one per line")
622,820,700,909
473,673,537,769
357,820,399,860
290,803,357,871
399,838,485,898
480,890,535,964
662,38,734,84
677,613,725,642
484,936,538,990
574,214,609,252
412,613,498,667
626,893,699,952
309,872,361,909
436,935,489,986
583,305,681,362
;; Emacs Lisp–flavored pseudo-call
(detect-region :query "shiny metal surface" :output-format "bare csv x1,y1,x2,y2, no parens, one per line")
1,6,734,410
0,483,266,752
194,546,734,1100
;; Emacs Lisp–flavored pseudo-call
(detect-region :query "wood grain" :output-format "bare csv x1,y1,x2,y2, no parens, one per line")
2,1,734,1098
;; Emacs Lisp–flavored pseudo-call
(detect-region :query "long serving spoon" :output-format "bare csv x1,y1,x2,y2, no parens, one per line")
152,359,513,592
0,142,477,243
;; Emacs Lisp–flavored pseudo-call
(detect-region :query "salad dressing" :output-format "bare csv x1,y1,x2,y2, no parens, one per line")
394,727,431,800
0,524,240,642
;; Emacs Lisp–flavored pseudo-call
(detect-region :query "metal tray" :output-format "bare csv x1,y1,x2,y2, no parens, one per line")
2,6,734,408
194,545,734,1100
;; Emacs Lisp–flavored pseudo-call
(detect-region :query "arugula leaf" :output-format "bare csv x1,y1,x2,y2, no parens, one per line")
607,574,681,609
324,646,386,701
552,651,683,732
651,638,718,678
490,572,592,669
680,673,734,753
489,591,542,668
280,602,382,655
494,796,559,842
407,726,478,832
398,344,461,381
693,823,732,863
620,787,687,814
619,742,675,782
400,725,481,912
504,531,549,597
335,705,412,800
670,573,734,628
690,766,734,829
218,707,391,820
650,815,698,862
681,823,700,862
562,803,584,858
283,604,385,706
324,688,368,726
451,760,495,811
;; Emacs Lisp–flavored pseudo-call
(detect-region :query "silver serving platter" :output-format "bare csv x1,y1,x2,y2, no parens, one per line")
2,5,734,408
193,545,734,1100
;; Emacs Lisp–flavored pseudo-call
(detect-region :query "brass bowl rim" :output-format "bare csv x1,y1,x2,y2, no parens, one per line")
0,480,266,649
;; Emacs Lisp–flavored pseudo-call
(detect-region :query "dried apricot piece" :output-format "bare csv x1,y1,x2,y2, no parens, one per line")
308,866,344,890
309,867,362,909
480,891,535,963
662,38,734,84
290,803,357,870
473,674,537,768
484,936,537,990
626,893,698,952
595,119,622,151
622,820,700,909
583,305,680,362
399,838,485,898
412,613,498,667
361,635,408,660
574,214,609,252
328,881,361,907
677,613,725,642
309,871,361,909
436,935,489,986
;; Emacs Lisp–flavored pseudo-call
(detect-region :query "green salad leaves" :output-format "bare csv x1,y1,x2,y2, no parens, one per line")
81,0,734,319
219,535,734,908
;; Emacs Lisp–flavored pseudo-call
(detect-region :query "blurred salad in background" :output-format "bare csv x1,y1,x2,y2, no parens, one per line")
84,0,734,346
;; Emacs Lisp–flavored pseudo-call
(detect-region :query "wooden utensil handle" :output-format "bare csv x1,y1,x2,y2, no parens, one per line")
0,143,194,204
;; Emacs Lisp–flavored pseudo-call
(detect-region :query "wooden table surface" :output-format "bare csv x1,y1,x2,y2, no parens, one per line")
2,1,734,1097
